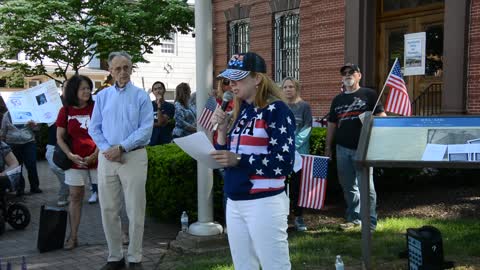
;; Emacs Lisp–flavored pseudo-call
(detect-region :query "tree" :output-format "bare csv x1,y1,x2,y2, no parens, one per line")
0,0,194,83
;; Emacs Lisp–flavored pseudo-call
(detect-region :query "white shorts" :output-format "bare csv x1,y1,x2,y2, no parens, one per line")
65,169,98,187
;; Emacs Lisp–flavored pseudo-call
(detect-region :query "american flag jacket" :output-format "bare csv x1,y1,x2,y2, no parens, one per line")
216,100,296,200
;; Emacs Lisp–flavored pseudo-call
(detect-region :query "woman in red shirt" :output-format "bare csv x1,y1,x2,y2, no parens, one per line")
56,75,98,250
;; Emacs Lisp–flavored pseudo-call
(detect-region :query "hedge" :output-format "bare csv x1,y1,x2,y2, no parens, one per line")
145,127,330,222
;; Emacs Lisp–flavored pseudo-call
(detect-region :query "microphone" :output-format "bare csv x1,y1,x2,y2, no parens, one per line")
213,91,234,132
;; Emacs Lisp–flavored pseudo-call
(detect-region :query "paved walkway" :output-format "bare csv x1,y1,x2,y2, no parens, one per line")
0,161,179,270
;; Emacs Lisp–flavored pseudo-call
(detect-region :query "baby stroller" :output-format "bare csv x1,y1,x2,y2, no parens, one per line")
0,174,31,235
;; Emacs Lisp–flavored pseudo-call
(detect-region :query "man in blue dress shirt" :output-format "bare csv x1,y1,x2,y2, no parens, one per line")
89,51,153,270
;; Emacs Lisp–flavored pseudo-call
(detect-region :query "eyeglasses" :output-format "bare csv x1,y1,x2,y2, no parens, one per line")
341,69,356,76
222,79,230,86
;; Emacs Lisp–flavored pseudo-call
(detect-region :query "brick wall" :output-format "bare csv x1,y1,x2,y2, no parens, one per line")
212,0,345,119
467,0,480,114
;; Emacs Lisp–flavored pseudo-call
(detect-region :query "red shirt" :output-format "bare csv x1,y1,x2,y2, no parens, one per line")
56,103,97,169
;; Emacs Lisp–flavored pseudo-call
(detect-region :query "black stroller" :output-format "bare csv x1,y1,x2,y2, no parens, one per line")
0,174,31,235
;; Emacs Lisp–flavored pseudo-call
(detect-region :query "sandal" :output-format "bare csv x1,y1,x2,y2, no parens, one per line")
64,237,78,250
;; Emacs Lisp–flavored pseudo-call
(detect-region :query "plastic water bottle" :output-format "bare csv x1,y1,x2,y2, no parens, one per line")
335,255,344,270
181,211,189,232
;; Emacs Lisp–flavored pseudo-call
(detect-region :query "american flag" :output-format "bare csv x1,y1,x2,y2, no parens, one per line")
384,59,412,116
198,96,220,131
298,154,329,210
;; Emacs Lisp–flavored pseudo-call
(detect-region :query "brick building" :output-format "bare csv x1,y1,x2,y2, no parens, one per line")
212,0,478,119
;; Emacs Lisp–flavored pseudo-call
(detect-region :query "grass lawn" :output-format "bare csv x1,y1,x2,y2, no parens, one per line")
164,217,480,270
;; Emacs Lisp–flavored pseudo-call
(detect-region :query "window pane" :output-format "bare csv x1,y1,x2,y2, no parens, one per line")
228,20,249,58
383,0,444,12
274,12,300,82
425,25,443,77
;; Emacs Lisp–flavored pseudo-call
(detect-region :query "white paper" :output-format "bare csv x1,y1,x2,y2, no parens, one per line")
173,132,223,169
1,80,63,124
404,32,426,76
293,151,302,172
5,165,21,187
447,144,470,161
421,144,447,161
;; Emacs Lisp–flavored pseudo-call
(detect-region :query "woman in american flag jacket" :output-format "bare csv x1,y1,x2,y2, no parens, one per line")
211,52,295,270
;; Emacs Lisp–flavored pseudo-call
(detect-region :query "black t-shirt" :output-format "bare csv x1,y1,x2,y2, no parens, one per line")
328,87,384,150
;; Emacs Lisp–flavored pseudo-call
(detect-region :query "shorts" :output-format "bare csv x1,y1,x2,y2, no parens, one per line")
65,169,98,187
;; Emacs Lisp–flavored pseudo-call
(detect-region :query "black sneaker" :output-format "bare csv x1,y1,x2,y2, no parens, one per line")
100,258,125,270
30,188,43,194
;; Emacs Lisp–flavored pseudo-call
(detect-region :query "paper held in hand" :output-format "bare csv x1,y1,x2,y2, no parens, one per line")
173,132,223,169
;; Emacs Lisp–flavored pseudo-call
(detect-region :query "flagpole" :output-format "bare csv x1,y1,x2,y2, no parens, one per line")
372,58,398,114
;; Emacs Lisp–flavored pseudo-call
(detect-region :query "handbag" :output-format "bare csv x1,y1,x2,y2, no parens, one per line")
37,205,67,252
52,106,72,170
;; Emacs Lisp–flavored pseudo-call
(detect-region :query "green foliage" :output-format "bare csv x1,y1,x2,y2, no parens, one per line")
309,127,327,156
0,0,194,83
1,66,25,88
145,143,224,222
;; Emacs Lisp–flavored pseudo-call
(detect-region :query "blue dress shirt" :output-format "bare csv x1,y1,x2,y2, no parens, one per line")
89,82,153,152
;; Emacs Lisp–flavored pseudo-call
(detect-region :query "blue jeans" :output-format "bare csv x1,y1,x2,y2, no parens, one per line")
45,144,68,200
336,145,377,229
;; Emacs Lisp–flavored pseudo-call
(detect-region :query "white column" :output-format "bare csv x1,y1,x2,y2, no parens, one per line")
188,0,223,236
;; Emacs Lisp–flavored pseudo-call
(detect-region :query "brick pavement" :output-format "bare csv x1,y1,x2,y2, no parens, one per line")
0,161,179,270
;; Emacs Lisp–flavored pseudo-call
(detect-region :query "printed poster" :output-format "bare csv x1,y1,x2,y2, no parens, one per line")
1,80,62,124
404,32,426,76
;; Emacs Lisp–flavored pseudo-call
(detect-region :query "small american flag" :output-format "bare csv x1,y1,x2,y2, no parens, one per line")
298,154,329,210
385,59,412,116
198,96,220,131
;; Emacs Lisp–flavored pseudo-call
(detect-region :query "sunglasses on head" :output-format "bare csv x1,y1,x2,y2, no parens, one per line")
341,69,356,76
222,79,230,86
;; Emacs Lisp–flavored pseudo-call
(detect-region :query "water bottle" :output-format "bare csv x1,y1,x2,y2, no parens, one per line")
335,255,344,270
181,211,189,232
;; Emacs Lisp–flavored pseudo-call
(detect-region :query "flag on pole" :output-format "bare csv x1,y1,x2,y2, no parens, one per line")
384,59,412,116
298,154,329,210
197,96,220,131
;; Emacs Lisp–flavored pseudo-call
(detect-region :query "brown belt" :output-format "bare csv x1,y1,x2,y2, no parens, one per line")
130,146,146,152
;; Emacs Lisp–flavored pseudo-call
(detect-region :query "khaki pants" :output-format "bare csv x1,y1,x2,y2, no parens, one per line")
97,148,148,263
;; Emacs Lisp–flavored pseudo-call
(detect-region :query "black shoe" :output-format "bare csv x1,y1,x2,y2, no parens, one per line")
100,258,125,270
128,262,143,270
30,188,43,194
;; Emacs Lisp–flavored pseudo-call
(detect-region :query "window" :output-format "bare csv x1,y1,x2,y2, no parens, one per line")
274,10,300,82
228,19,250,58
383,0,444,12
160,33,176,54
28,80,40,88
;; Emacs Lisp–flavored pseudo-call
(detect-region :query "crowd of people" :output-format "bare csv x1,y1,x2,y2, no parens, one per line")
0,50,385,270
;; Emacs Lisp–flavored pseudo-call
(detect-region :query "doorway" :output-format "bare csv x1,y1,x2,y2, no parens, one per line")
377,0,444,111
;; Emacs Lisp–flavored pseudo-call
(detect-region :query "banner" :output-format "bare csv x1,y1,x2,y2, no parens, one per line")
1,80,63,124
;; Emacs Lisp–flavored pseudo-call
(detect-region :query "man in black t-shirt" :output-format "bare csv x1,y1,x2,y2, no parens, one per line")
325,63,386,231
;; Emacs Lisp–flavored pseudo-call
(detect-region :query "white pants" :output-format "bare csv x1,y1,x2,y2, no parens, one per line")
227,192,291,270
97,148,148,263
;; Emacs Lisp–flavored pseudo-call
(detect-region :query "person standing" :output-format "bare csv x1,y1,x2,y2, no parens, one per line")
282,77,312,232
172,82,196,138
325,63,386,232
45,85,69,206
89,51,153,270
211,52,295,270
149,81,175,145
0,112,41,195
56,75,98,250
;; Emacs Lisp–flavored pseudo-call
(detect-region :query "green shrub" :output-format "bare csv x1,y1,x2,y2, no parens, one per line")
145,143,224,222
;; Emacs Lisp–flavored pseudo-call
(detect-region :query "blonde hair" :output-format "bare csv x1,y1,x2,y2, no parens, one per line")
281,77,301,100
232,72,286,120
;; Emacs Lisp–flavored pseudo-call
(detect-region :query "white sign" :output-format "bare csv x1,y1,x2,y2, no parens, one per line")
404,32,426,76
173,131,223,169
1,80,63,124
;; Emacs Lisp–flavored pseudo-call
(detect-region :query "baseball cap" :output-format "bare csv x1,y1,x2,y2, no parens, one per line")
340,63,361,74
217,52,267,81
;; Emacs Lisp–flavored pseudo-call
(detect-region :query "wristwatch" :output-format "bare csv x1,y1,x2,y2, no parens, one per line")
236,154,241,163
118,145,126,152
